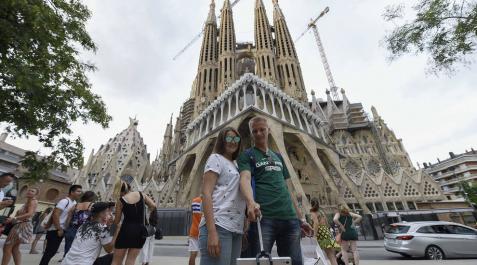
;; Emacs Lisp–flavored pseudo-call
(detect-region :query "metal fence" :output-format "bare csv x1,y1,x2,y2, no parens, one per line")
156,208,192,236
156,208,477,239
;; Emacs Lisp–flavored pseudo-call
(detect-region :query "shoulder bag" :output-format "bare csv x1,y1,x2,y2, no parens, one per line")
140,193,156,239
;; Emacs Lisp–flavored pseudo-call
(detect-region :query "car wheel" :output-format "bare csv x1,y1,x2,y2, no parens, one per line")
425,245,445,260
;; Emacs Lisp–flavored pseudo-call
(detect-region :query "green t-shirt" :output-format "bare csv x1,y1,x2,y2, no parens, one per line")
237,147,296,220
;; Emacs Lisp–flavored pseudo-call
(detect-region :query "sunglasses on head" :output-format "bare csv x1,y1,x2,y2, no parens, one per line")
225,136,241,143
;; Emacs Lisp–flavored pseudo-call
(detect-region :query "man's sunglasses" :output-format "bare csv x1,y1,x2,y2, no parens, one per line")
225,136,241,143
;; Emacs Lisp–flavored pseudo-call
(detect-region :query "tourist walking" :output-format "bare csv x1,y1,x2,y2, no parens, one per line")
333,205,362,265
63,191,97,258
140,206,158,265
39,185,82,265
0,173,16,210
111,182,156,265
310,200,339,265
188,196,202,265
238,116,313,265
199,127,246,265
1,187,39,265
61,202,115,265
29,207,53,254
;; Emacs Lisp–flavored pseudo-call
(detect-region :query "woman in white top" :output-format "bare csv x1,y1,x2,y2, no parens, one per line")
199,127,246,265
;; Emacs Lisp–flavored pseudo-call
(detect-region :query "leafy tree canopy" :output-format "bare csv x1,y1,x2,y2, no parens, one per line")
461,181,477,205
383,0,477,73
0,0,111,181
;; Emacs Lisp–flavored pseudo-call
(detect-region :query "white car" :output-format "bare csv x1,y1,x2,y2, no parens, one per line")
384,221,477,260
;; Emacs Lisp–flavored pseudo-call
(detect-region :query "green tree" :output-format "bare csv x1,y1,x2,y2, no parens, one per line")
383,0,477,73
460,182,477,205
0,0,111,181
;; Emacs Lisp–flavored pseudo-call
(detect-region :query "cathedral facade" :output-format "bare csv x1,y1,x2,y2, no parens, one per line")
78,0,444,212
155,0,444,213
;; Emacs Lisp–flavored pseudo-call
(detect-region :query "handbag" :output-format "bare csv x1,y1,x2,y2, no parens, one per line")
154,227,163,240
2,222,14,236
2,220,27,236
140,193,156,239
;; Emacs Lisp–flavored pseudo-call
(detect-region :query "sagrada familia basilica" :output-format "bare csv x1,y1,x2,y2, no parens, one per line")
74,0,444,213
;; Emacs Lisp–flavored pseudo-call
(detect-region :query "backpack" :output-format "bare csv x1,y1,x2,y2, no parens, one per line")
244,147,285,199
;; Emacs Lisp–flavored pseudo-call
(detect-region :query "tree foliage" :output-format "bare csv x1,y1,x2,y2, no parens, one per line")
0,0,111,181
383,0,477,73
460,181,477,205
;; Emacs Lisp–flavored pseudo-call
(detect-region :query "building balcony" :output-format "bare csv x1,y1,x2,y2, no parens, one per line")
432,165,477,180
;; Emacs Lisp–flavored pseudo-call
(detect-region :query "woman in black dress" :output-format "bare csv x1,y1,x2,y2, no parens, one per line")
111,182,156,265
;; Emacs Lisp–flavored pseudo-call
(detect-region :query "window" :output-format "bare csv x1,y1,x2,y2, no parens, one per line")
407,201,417,210
386,202,396,211
375,202,384,212
447,225,477,235
395,202,404,210
386,225,410,234
417,226,435,234
366,203,375,213
46,188,59,201
431,225,450,234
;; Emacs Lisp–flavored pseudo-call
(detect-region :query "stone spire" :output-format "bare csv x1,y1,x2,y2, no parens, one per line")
341,88,350,112
272,0,307,102
195,0,219,115
254,0,279,85
218,0,237,92
310,90,327,121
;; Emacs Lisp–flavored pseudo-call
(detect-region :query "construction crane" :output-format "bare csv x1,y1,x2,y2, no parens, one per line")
295,7,339,100
172,0,242,60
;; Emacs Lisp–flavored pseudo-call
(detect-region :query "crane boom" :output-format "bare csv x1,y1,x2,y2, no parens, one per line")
311,25,338,99
294,7,339,100
173,0,242,60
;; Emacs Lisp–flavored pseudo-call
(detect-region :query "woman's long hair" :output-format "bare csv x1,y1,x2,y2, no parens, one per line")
81,191,97,203
113,180,132,200
213,127,242,160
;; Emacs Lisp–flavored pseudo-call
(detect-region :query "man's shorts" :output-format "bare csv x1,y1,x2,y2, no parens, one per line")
188,237,199,252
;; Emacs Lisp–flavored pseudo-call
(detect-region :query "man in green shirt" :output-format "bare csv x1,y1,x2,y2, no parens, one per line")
238,116,312,265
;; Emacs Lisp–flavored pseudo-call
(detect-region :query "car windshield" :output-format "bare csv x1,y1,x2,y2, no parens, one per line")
386,224,410,234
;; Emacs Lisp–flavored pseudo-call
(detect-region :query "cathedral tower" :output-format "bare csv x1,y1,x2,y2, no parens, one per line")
195,0,219,114
254,0,279,85
272,0,307,102
218,0,237,92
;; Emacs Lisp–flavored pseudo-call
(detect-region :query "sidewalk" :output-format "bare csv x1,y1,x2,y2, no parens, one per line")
17,253,477,265
156,236,386,248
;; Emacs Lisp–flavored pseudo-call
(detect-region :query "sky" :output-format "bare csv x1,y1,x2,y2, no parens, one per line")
6,0,477,167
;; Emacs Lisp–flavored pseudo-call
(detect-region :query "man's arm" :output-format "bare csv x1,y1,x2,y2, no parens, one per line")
103,241,114,253
286,179,312,236
52,207,63,236
239,170,260,221
286,179,304,220
0,199,13,210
